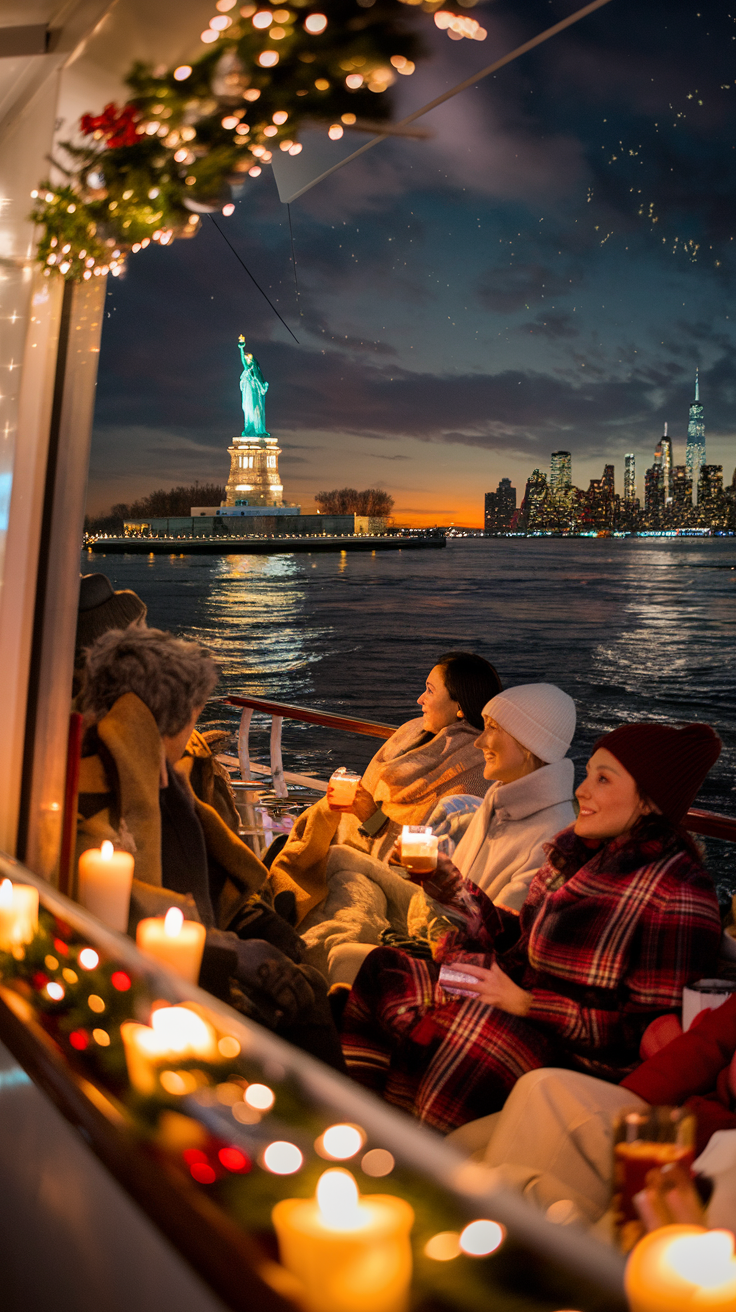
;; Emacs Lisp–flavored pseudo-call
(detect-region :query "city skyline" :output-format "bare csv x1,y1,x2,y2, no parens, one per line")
484,372,735,534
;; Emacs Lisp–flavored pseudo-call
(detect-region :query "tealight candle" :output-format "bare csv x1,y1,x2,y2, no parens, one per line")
272,1168,414,1312
0,879,39,950
399,826,438,875
328,768,362,811
136,907,206,983
120,1005,219,1095
78,841,134,931
625,1224,736,1312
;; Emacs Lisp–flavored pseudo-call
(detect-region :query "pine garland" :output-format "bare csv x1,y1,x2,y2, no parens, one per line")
30,0,431,281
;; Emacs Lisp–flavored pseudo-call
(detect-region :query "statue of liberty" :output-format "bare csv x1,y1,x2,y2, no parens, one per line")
238,335,269,436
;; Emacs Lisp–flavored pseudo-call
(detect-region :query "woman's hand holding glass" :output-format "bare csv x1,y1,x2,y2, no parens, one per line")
458,961,533,1015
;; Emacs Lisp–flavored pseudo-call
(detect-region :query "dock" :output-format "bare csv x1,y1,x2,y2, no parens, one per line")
87,534,446,556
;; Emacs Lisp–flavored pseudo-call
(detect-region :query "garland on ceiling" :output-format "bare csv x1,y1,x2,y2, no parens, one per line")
30,0,440,282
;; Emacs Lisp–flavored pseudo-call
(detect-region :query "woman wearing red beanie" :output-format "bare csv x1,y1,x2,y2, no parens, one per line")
341,722,722,1132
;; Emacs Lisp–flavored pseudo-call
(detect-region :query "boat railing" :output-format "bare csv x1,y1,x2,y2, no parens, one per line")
222,695,395,800
222,694,736,843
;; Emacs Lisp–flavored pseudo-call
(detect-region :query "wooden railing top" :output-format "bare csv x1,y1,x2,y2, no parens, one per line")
223,694,397,740
223,696,736,843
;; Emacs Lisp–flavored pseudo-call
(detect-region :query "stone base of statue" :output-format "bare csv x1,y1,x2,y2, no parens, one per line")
225,429,284,508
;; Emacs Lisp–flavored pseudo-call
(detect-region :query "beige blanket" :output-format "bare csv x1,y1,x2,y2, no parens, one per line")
270,716,487,923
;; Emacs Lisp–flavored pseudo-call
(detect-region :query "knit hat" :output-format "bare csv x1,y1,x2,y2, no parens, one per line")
482,684,576,763
594,722,721,825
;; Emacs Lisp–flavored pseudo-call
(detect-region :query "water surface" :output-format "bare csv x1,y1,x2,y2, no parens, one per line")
87,538,736,897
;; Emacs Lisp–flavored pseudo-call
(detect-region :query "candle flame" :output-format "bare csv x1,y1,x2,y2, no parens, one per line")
100,840,114,860
0,878,12,908
666,1229,736,1288
164,906,184,938
150,1005,213,1054
316,1169,363,1229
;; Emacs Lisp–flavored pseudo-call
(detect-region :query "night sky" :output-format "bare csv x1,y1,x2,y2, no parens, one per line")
89,0,736,526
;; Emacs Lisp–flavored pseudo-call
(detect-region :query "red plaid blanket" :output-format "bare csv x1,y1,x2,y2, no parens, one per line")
342,825,721,1131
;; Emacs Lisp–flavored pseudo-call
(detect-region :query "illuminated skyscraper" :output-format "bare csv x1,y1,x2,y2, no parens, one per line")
686,370,705,503
655,423,673,503
484,478,516,533
550,450,572,492
624,453,636,503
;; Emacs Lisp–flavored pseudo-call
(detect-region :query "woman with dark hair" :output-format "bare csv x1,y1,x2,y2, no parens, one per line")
341,722,722,1132
269,652,502,925
435,651,503,730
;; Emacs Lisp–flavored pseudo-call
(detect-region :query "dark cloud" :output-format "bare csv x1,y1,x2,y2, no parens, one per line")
516,311,580,339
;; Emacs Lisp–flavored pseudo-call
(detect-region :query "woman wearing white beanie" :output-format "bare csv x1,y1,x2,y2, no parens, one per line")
452,683,576,911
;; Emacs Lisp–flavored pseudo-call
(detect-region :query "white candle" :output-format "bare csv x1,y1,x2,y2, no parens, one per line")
272,1168,414,1312
625,1224,736,1311
121,1005,219,1094
0,879,39,950
136,907,206,983
78,841,134,931
399,826,438,875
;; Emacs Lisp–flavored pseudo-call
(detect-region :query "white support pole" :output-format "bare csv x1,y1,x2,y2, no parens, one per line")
237,706,254,781
269,715,288,799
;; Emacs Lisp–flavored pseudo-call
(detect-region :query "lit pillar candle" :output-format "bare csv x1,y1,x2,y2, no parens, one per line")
625,1224,736,1311
120,1005,219,1095
272,1168,414,1312
0,879,39,950
77,841,134,931
136,907,206,983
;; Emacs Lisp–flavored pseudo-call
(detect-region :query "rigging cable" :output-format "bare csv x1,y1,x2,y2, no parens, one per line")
208,214,299,344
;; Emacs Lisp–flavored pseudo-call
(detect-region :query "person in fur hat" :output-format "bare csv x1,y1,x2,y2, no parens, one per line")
340,720,723,1130
76,626,344,1070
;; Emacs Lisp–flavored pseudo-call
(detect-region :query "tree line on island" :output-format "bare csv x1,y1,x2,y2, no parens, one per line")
85,484,394,535
315,488,394,516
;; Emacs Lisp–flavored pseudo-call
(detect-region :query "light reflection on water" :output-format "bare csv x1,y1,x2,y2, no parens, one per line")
86,539,736,897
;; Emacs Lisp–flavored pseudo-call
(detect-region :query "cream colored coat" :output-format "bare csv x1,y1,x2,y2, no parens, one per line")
453,758,576,910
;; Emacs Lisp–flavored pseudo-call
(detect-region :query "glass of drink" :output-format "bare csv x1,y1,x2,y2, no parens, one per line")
327,767,361,811
612,1105,696,1253
399,825,438,875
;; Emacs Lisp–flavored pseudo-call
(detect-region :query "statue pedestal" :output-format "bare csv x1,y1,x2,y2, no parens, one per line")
226,431,283,507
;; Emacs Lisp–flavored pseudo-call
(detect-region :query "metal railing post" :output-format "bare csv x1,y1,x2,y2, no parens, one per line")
237,706,253,780
269,715,287,798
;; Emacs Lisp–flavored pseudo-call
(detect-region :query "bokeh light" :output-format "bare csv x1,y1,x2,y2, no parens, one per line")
244,1082,275,1110
319,1123,364,1159
360,1148,394,1177
459,1220,505,1256
424,1232,461,1261
262,1141,303,1174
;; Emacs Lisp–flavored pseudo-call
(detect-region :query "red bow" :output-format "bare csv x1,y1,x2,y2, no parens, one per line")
79,102,140,149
